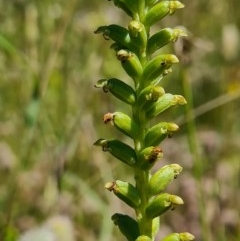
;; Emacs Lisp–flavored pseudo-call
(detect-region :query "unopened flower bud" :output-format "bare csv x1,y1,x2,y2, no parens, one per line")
148,28,187,55
142,54,179,83
160,232,195,241
128,20,148,50
135,235,152,241
138,85,165,110
94,139,137,166
138,146,163,170
116,49,143,81
179,232,195,241
105,180,141,208
94,24,134,49
145,122,179,146
148,164,183,196
145,193,184,219
146,93,186,119
144,1,184,27
95,78,136,105
103,112,138,139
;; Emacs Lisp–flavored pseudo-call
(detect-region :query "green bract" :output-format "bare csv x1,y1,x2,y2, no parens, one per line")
95,1,194,240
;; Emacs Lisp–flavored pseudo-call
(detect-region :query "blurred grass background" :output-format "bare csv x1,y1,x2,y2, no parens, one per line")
0,0,239,241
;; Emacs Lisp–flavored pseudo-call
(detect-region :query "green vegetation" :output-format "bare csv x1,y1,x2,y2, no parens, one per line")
0,1,239,241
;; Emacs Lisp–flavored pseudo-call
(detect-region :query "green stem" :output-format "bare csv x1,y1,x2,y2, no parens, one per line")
138,0,145,20
132,107,152,237
132,3,153,234
181,68,211,241
135,169,152,237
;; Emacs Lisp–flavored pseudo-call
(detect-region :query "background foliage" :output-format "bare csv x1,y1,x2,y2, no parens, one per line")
0,0,239,241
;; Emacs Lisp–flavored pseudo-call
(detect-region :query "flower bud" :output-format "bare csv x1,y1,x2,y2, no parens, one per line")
112,213,140,241
138,85,165,110
103,112,138,139
128,20,148,51
94,24,134,49
144,1,185,27
160,232,195,241
135,235,152,241
138,146,163,170
148,164,183,196
94,139,137,166
95,78,136,105
105,180,141,208
145,122,179,146
146,93,187,119
179,233,195,241
148,28,187,55
160,233,180,241
145,193,184,219
116,49,143,81
142,54,179,83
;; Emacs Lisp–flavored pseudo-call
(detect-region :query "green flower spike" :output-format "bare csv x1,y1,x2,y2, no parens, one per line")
95,0,195,240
